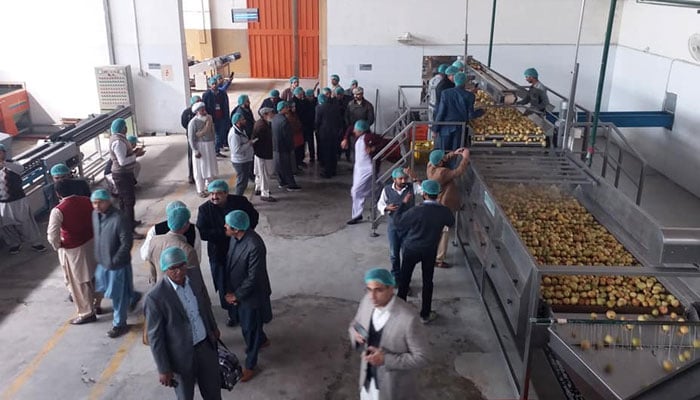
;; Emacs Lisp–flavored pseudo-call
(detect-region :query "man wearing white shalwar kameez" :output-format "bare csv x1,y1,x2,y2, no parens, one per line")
188,102,219,198
347,120,375,225
0,144,47,255
47,180,98,324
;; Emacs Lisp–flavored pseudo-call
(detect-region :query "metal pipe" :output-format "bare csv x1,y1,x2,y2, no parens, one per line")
292,0,299,77
487,0,497,67
464,0,469,56
636,164,645,205
562,0,586,149
587,0,617,165
102,0,116,64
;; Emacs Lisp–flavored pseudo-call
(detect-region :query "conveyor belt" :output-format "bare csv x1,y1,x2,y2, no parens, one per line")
470,149,596,185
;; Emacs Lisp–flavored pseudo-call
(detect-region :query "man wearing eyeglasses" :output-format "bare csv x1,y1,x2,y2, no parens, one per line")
349,268,429,400
144,246,221,400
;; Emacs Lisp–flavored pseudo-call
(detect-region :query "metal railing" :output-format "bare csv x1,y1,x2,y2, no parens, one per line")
572,121,650,205
369,121,466,237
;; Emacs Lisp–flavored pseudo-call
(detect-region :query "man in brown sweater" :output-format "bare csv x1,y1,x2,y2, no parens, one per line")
425,148,470,268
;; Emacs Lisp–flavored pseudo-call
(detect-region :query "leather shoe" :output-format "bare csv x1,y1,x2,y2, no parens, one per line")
346,216,362,225
226,318,238,327
435,261,451,269
95,306,104,315
129,291,143,312
254,190,261,196
260,196,277,202
106,325,129,338
70,315,97,325
240,368,256,382
261,338,271,349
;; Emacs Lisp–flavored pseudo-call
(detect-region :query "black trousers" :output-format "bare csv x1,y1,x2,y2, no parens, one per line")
238,304,268,370
273,151,297,187
303,127,316,161
319,137,337,177
187,144,194,181
174,340,221,400
112,171,136,229
397,246,437,319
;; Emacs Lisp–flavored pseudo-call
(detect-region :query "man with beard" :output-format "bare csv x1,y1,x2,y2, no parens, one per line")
202,77,230,157
314,94,343,178
196,180,258,326
231,94,255,138
188,102,219,198
271,102,301,191
228,112,255,196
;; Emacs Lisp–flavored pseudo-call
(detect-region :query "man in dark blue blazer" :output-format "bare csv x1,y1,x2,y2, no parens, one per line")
432,72,485,151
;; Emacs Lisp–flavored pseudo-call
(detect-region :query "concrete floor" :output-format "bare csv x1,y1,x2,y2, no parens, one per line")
0,80,511,400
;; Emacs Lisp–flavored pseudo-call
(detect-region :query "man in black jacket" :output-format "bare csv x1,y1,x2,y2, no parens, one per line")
196,179,259,326
91,189,142,338
223,210,272,383
144,246,221,400
393,180,454,325
271,102,301,191
432,66,457,120
180,96,201,184
314,94,343,178
0,144,47,255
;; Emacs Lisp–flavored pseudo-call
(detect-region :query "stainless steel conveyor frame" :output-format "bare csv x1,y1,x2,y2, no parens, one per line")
458,147,700,399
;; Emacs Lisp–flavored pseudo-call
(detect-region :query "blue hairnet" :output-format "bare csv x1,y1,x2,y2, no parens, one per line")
165,200,187,214
293,87,304,96
318,94,327,104
437,64,449,74
391,168,407,179
444,66,458,76
524,68,538,78
364,268,396,287
231,112,244,124
276,101,288,112
237,94,249,106
208,77,218,86
330,74,340,81
289,76,299,83
354,120,369,132
429,150,445,166
269,89,280,97
214,74,222,80
167,207,191,232
421,179,441,196
305,89,315,97
454,72,467,86
452,60,465,69
111,118,126,134
335,87,345,95
225,210,250,231
50,163,70,177
160,247,187,271
126,135,138,145
321,87,331,94
351,79,358,85
190,95,201,106
90,189,110,202
207,179,229,193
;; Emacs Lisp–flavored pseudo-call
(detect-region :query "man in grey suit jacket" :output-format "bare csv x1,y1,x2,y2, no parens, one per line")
223,210,272,382
144,247,222,400
349,268,429,400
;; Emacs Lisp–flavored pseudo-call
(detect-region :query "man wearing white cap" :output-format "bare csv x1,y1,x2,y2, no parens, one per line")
188,102,219,198
0,144,47,255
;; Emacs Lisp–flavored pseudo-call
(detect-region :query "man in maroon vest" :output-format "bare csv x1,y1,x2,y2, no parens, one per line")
47,180,99,324
109,118,146,239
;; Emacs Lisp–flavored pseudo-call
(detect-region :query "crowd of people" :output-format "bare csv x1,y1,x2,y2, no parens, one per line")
0,70,487,400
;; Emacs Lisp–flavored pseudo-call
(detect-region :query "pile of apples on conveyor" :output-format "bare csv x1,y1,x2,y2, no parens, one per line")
469,92,546,145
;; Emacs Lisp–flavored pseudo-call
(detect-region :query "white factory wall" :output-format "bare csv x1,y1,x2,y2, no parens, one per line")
108,0,190,133
0,1,110,124
327,0,619,131
183,0,211,30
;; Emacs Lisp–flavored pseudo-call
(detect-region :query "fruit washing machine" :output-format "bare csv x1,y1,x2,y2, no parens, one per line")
457,147,700,399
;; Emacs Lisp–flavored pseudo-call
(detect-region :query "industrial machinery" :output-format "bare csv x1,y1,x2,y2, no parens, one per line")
188,52,242,90
459,147,700,399
0,83,30,136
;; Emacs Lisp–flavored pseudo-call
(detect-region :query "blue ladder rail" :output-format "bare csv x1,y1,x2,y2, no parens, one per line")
547,111,674,130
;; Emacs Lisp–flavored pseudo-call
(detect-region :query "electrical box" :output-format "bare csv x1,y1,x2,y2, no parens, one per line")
95,65,135,112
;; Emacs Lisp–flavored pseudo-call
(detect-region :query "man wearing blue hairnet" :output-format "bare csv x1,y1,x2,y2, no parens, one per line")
143,206,202,284
202,77,231,157
392,180,455,324
109,118,146,239
44,163,91,209
314,93,343,178
433,72,484,151
349,267,429,399
223,210,272,382
516,67,551,115
259,89,282,115
376,167,423,283
91,189,142,338
271,102,301,191
140,201,201,265
144,246,221,399
428,63,449,122
196,179,259,326
229,112,256,196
